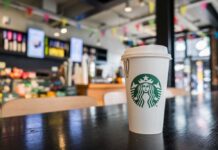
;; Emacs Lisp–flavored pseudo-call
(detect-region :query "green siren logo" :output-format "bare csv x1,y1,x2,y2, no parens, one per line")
131,74,162,108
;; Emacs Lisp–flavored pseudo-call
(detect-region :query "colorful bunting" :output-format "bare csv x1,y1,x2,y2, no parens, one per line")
61,18,68,26
76,22,81,30
111,27,117,36
135,23,141,31
123,26,128,36
43,13,50,23
200,2,207,11
174,16,178,25
214,32,218,39
147,1,155,14
3,0,11,8
100,29,106,37
179,5,187,16
26,7,33,16
148,19,155,27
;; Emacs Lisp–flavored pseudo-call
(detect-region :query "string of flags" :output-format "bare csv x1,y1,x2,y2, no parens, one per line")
2,0,218,43
179,1,208,16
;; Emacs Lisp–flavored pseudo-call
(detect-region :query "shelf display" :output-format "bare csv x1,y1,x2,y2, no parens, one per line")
45,37,69,58
0,29,27,54
0,65,68,103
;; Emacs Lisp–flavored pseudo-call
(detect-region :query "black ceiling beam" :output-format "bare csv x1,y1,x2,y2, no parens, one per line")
58,0,125,21
206,3,218,29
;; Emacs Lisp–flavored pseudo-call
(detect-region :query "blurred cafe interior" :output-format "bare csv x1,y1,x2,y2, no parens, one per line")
2,0,218,149
0,0,218,116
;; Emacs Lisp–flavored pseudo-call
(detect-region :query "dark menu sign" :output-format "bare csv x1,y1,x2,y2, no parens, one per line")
45,37,69,58
0,29,27,54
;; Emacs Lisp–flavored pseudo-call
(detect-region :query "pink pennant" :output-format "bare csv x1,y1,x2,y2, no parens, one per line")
174,16,178,25
43,13,50,23
200,2,207,11
135,23,141,31
123,26,128,36
100,30,106,37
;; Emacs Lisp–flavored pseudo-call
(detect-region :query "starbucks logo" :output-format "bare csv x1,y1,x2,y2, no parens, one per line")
131,74,162,108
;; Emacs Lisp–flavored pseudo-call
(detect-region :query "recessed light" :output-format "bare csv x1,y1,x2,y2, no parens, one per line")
125,6,132,12
60,27,67,34
124,2,132,12
54,32,60,37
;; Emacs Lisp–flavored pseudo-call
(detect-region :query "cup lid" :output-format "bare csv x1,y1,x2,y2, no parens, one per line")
121,45,172,60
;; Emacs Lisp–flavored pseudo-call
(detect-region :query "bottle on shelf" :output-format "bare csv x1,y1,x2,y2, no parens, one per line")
3,30,9,50
13,32,17,52
17,33,22,52
7,31,13,51
22,36,26,53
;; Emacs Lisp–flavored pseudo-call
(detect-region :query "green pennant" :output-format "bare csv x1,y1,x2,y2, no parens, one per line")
3,0,11,8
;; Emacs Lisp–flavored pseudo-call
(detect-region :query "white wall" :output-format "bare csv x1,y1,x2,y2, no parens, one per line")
0,5,126,77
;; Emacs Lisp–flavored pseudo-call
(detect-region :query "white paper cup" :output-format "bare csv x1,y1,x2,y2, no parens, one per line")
122,45,171,134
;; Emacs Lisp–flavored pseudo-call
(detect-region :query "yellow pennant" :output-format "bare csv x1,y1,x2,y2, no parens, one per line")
111,28,117,36
180,5,187,16
61,18,68,26
148,1,155,14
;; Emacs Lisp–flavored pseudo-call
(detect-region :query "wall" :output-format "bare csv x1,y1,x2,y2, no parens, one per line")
0,5,125,77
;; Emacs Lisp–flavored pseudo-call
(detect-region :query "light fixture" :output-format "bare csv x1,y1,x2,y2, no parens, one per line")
60,27,67,34
124,1,132,12
54,32,60,37
139,0,145,7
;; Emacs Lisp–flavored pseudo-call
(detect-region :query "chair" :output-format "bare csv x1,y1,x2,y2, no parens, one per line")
104,91,127,105
1,96,97,118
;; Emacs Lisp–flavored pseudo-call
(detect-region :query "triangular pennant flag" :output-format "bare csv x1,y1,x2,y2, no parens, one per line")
3,0,11,8
148,1,155,14
135,23,141,31
180,5,187,16
61,18,68,26
200,2,207,11
111,28,117,36
214,32,218,39
26,7,33,16
43,13,50,23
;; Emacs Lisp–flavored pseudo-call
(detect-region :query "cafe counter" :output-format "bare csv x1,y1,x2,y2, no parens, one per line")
87,83,126,106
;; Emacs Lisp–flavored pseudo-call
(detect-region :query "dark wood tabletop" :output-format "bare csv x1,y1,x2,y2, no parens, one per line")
1,92,218,150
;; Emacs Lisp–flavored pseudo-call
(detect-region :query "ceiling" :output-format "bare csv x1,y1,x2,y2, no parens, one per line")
3,0,218,39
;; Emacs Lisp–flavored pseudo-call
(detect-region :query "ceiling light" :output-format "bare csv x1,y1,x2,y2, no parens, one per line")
124,2,132,12
54,32,60,37
60,27,67,34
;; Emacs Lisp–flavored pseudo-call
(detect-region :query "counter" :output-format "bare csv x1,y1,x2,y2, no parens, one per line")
87,83,126,106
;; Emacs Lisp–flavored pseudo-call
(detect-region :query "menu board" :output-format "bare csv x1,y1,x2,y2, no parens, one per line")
45,37,69,58
27,28,45,58
0,29,27,54
70,37,83,62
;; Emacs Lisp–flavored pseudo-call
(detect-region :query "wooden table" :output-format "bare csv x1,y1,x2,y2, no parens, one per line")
1,92,218,149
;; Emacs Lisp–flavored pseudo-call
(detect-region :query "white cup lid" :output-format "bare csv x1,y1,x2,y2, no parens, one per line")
121,45,172,60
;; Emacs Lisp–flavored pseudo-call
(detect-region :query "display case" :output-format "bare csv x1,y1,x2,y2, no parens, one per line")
45,37,69,59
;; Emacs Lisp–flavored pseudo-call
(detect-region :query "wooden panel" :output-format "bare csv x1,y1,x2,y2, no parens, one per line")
87,84,126,106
